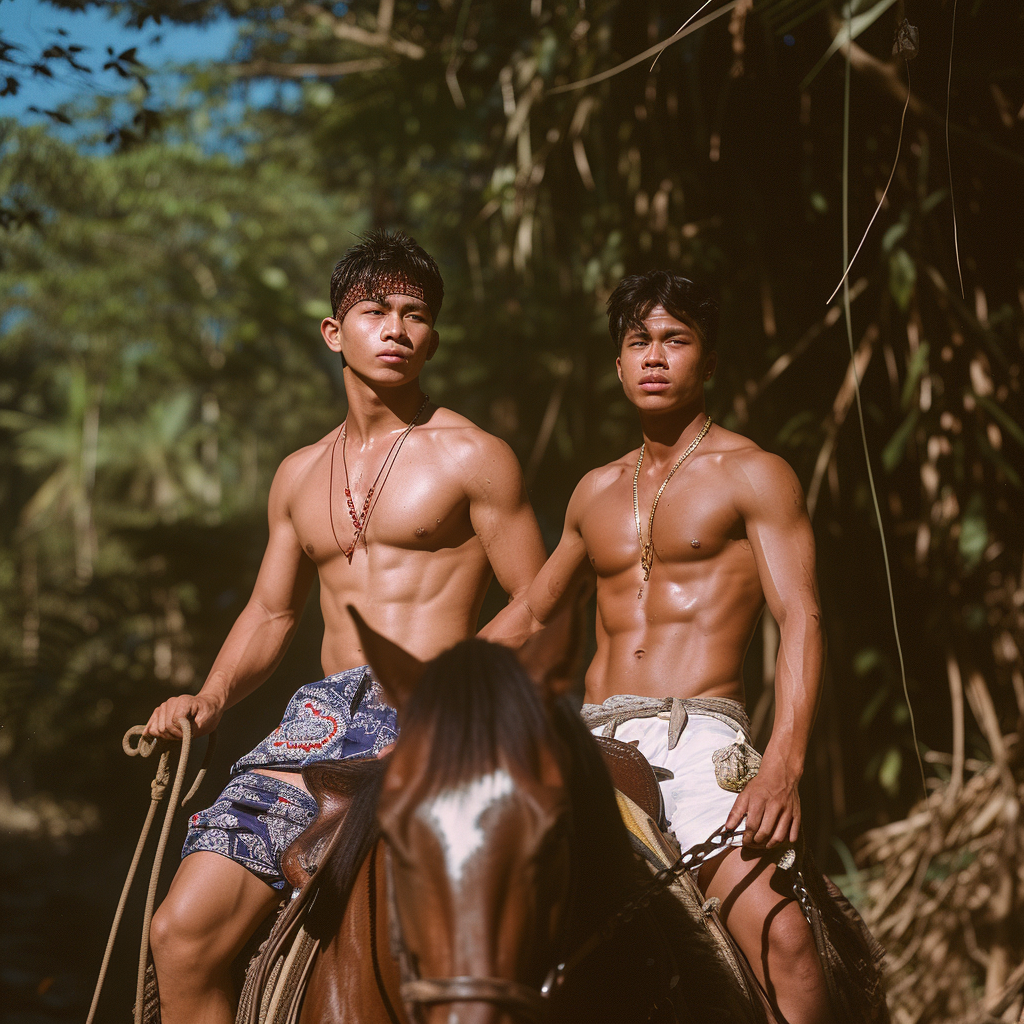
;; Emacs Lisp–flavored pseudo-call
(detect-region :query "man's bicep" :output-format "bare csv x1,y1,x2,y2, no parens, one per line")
741,457,820,620
521,476,596,624
248,464,317,617
467,441,547,596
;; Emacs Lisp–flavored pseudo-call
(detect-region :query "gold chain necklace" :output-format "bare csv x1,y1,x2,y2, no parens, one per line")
632,415,711,599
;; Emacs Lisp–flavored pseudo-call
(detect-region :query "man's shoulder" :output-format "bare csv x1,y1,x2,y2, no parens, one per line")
422,406,522,482
583,453,636,490
567,454,636,512
707,426,804,506
271,431,336,494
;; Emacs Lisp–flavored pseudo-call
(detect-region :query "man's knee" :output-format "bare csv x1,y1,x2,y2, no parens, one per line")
151,890,218,973
763,900,819,969
150,853,271,976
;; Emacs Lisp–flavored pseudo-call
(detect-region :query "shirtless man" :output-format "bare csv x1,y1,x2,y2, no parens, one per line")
142,230,547,1024
493,271,832,1023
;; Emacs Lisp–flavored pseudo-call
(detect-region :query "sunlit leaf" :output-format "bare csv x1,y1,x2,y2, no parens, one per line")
958,494,988,568
888,247,916,310
882,409,919,470
878,747,903,796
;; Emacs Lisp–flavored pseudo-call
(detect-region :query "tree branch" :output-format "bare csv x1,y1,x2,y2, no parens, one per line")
231,58,387,79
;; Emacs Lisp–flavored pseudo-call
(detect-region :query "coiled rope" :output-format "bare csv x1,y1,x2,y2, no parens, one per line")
85,717,215,1024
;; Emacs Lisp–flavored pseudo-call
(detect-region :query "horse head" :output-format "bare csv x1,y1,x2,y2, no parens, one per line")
349,607,574,1024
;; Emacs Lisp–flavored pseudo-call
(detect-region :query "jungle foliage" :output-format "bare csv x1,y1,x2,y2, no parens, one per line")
1,0,1023,1015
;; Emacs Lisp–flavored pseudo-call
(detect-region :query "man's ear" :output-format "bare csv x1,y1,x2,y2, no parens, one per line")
347,605,425,712
322,317,343,353
703,350,717,381
615,356,623,383
426,328,440,361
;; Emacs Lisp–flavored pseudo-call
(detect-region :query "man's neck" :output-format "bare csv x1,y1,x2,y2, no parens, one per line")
638,404,709,464
342,373,428,440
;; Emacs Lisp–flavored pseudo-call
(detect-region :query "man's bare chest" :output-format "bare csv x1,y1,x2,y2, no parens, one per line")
581,473,746,578
289,458,475,563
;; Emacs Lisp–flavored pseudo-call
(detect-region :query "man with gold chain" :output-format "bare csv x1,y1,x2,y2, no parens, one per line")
141,230,547,1024
489,271,837,1023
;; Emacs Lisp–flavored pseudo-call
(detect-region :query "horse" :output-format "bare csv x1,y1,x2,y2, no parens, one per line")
246,609,761,1024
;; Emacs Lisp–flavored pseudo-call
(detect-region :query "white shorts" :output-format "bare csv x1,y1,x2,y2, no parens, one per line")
590,711,746,855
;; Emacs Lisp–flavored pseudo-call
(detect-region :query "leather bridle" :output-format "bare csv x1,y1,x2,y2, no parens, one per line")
379,825,748,1022
382,846,550,1022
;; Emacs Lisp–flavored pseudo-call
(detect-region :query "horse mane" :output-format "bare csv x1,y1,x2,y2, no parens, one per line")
402,639,557,791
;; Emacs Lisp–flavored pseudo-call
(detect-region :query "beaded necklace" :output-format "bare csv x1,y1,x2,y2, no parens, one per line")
328,394,429,562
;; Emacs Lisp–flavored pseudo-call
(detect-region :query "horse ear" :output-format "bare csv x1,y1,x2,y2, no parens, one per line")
347,605,426,711
516,597,586,697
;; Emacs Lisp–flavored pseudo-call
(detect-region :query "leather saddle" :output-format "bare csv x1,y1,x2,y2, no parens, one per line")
281,758,385,889
595,735,670,833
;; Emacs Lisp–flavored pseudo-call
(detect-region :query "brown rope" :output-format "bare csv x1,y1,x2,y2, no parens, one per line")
85,717,214,1024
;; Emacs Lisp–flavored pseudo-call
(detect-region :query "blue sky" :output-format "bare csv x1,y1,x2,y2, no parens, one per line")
2,0,238,122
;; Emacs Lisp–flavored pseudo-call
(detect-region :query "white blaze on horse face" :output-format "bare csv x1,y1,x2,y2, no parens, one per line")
421,769,515,884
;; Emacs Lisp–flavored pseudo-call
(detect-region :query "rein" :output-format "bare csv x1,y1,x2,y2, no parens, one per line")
86,718,214,1024
383,820,746,1021
368,839,403,1024
540,824,745,1000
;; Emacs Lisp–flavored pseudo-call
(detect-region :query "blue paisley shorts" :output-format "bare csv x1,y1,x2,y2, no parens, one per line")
181,772,318,890
231,665,398,773
181,665,397,888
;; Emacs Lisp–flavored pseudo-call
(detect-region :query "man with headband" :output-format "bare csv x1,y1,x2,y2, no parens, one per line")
141,230,547,1024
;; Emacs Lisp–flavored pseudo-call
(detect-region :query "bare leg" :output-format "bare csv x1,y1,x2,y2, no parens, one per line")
150,852,282,1024
698,847,832,1024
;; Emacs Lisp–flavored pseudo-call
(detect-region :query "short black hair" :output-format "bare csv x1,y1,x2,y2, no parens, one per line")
330,229,444,323
606,271,718,352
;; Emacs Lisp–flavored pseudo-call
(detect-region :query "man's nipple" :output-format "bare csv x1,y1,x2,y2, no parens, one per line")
634,648,645,660
305,544,315,556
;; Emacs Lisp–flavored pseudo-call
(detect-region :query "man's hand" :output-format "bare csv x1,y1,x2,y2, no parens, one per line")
725,756,802,848
143,694,223,740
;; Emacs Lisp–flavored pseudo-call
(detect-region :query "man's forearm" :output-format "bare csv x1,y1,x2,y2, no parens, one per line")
197,600,301,713
478,593,544,648
763,609,824,774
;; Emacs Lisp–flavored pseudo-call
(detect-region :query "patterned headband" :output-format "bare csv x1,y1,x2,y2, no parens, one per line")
334,272,436,323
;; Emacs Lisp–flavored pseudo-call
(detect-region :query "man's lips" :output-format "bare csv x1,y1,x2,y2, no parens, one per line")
377,350,409,364
638,376,671,391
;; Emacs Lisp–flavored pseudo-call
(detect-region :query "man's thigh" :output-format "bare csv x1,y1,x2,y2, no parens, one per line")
697,847,825,1007
155,852,282,964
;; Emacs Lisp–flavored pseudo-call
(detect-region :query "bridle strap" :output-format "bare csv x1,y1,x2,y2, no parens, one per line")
368,841,402,1024
400,977,548,1020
